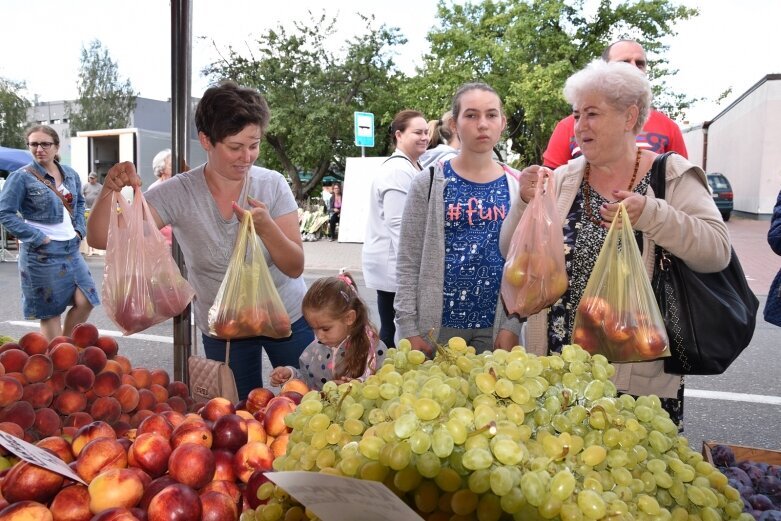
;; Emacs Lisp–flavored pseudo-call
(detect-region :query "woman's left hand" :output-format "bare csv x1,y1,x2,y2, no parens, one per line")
600,190,648,226
232,196,275,235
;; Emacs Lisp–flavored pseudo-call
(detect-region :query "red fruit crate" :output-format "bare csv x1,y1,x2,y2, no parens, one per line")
703,440,781,466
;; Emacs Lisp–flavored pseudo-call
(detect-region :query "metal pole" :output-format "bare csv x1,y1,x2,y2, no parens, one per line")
171,0,193,383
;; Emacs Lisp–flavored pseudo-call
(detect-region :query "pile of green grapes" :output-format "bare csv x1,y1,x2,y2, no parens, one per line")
248,339,752,521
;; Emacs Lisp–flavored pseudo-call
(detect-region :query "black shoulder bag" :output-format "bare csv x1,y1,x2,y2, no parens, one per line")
650,152,759,375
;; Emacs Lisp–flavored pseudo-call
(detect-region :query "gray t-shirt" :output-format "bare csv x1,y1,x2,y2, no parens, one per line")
145,164,306,335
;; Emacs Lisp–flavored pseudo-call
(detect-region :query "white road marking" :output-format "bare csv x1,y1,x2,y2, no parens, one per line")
684,388,781,406
5,320,173,344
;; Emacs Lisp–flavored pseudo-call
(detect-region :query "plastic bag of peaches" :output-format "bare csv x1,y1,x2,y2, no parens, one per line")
572,203,670,362
103,189,195,335
501,169,567,317
208,211,292,340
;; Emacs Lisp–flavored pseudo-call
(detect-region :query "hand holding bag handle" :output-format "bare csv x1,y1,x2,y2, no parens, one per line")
650,153,759,375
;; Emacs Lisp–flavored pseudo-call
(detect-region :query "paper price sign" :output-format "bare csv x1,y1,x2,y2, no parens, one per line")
0,430,87,485
266,471,423,521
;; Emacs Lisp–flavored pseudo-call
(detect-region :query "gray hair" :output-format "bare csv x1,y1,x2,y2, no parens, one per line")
152,149,171,178
563,60,651,135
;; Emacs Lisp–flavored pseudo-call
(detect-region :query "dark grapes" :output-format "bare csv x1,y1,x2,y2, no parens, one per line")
711,443,737,466
758,510,781,521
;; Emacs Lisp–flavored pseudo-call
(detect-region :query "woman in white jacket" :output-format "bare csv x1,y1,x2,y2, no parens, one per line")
362,110,429,348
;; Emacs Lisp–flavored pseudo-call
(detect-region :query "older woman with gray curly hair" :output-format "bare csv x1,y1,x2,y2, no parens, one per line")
500,60,730,427
148,149,172,190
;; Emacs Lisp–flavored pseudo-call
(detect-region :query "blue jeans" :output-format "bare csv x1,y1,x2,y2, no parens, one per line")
202,316,313,400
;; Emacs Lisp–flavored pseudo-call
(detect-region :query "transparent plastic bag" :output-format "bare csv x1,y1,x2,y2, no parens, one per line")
572,204,670,362
208,211,292,340
501,170,567,316
103,189,195,335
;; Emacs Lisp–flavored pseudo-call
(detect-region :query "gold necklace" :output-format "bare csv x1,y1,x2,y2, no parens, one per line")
582,149,642,226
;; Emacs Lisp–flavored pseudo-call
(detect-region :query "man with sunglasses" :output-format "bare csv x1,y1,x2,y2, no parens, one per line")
543,40,688,169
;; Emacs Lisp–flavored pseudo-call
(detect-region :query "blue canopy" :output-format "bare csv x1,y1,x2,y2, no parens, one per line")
0,146,32,172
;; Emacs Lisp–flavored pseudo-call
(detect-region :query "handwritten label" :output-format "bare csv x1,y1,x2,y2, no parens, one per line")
0,430,86,485
265,471,423,521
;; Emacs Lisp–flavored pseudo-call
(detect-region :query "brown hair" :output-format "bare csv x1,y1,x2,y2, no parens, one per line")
195,80,271,145
301,273,378,380
25,124,61,162
426,111,455,148
451,82,502,119
389,109,425,146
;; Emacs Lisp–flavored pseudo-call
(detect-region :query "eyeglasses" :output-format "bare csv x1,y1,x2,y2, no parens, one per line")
27,142,55,150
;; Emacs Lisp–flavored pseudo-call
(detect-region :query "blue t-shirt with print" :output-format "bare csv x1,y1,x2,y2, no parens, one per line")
441,161,511,329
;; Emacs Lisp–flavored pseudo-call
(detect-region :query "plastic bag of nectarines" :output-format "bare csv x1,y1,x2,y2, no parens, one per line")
572,204,670,362
103,190,195,335
501,169,567,317
207,211,292,340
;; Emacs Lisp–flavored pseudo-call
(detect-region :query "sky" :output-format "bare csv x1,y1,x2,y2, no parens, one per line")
1,0,778,126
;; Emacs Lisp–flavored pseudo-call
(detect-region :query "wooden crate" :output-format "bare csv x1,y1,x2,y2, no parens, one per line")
703,440,781,466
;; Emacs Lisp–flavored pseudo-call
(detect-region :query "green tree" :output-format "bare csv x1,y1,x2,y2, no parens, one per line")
409,0,697,165
203,13,407,200
0,78,31,149
68,40,137,134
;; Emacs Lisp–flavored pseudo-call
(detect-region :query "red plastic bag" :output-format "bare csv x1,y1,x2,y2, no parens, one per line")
207,212,292,340
102,190,195,335
501,170,567,316
572,204,670,362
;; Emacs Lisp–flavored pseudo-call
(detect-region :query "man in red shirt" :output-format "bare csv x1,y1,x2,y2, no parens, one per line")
542,40,688,169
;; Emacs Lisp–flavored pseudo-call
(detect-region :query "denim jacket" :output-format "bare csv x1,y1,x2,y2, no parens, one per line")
0,161,86,247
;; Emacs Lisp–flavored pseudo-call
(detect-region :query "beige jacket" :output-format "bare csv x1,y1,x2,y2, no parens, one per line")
499,154,730,398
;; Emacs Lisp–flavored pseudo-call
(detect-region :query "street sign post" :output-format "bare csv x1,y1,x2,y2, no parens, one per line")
354,112,374,157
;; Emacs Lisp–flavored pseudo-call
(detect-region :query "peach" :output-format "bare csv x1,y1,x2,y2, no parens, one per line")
0,400,35,430
102,359,124,375
45,370,66,395
0,348,28,373
153,402,172,413
75,437,128,483
121,374,138,387
137,415,174,438
33,407,61,437
113,420,133,438
129,409,155,428
159,410,185,428
199,397,235,422
168,442,215,489
128,432,171,478
88,468,145,513
22,382,54,409
245,419,267,444
235,409,254,421
80,346,108,373
170,419,212,449
18,332,50,356
200,490,239,521
0,376,24,407
90,396,122,424
21,353,53,383
0,500,54,521
279,391,303,405
245,387,274,414
166,381,189,399
149,384,168,404
64,412,94,430
149,369,170,388
200,479,242,505
147,483,202,521
0,420,24,439
93,371,122,397
211,414,247,453
54,389,89,415
65,364,95,392
50,484,91,521
47,335,73,350
244,469,272,509
115,384,141,414
4,372,28,385
50,342,80,371
71,420,117,456
135,388,157,411
130,368,152,389
280,378,309,396
138,476,177,510
36,435,75,463
211,449,238,482
262,396,296,437
2,459,64,503
113,354,133,375
71,322,99,349
90,508,142,521
270,432,289,458
94,336,119,359
166,396,187,414
233,441,273,483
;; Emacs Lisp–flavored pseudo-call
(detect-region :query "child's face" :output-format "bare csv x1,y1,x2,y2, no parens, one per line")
304,308,356,348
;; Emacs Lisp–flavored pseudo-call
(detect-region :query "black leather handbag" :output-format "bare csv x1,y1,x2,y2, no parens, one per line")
650,153,759,375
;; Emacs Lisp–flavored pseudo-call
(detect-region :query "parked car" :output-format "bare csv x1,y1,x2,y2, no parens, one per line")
707,172,733,221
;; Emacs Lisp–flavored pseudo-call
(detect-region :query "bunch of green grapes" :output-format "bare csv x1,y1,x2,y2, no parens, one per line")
253,339,752,521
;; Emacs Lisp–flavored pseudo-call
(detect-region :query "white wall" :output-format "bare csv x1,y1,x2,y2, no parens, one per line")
681,125,705,169
338,157,389,243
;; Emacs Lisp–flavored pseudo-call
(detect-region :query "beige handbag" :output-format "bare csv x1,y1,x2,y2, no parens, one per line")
188,339,239,404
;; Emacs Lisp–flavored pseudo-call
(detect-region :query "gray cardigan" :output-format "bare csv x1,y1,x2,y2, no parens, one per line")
395,161,522,346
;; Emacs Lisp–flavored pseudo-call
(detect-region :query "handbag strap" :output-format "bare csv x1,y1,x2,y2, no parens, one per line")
194,336,231,365
25,166,74,216
650,152,675,201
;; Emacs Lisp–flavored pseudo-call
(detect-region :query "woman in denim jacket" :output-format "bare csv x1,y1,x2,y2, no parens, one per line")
0,125,99,340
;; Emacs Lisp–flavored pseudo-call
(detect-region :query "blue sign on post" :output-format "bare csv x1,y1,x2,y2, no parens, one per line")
354,112,375,148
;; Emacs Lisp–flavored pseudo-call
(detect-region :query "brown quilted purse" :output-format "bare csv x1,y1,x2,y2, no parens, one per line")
188,340,239,403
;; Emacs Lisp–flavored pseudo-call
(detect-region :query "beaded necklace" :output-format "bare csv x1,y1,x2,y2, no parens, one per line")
582,149,642,226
